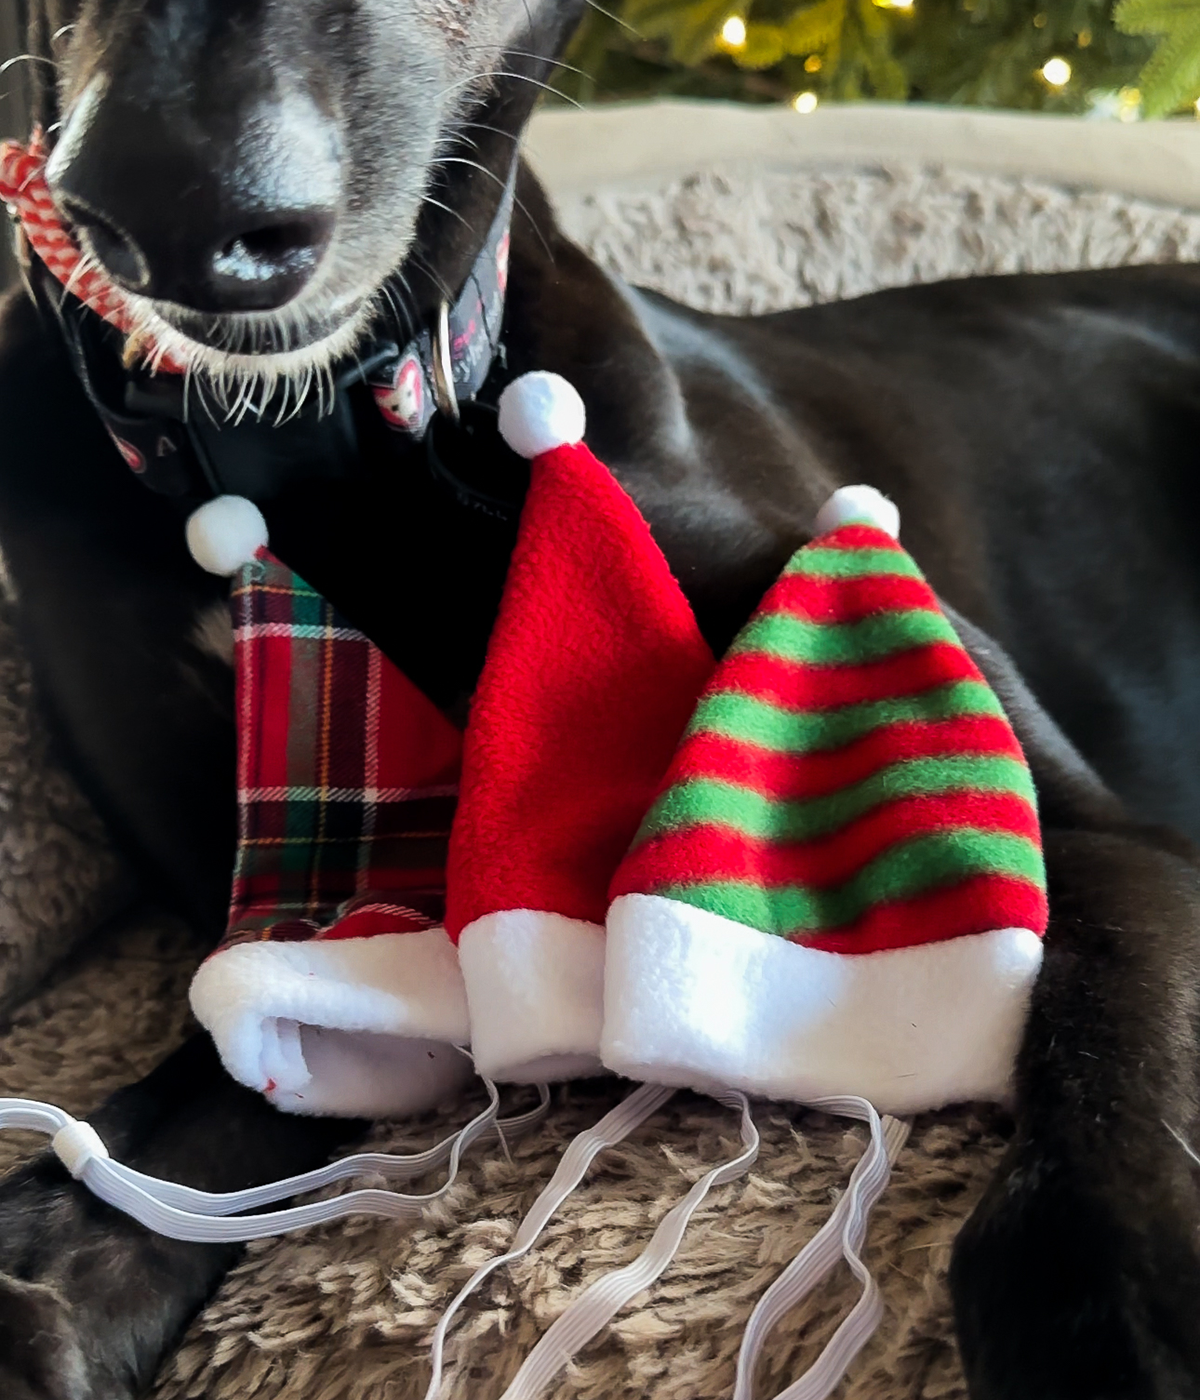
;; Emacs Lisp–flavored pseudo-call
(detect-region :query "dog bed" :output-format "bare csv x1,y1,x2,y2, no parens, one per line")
2,142,1200,1400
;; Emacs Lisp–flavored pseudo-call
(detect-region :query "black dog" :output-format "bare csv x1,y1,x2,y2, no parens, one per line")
3,0,1200,1396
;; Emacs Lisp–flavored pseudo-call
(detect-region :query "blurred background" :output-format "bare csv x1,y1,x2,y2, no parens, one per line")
3,0,1194,281
561,0,1139,111
554,0,1195,118
0,0,1197,143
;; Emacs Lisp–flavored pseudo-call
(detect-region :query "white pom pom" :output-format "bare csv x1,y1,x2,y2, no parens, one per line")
497,372,586,459
185,496,269,576
814,485,900,540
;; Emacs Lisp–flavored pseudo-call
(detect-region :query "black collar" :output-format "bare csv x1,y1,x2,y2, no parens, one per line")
25,161,518,514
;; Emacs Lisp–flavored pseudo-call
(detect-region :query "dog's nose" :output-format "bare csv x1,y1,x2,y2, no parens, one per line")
47,87,340,315
57,196,336,313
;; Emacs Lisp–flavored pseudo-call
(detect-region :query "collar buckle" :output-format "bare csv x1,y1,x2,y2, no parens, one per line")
431,298,460,425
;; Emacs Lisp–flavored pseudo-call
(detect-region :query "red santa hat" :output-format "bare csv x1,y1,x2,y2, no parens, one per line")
444,373,715,1082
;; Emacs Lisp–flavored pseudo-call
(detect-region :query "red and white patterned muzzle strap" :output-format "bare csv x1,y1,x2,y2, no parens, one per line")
0,128,187,373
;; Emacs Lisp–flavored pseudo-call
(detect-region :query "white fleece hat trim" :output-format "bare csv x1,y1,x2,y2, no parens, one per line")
458,910,606,1083
189,929,473,1117
601,893,1043,1115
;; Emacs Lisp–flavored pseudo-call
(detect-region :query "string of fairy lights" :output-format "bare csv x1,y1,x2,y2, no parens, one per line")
717,8,1109,115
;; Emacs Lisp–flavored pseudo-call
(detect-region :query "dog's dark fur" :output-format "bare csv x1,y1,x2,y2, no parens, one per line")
3,1,1200,1396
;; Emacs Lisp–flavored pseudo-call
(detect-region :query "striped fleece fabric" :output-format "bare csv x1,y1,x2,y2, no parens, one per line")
604,491,1047,1113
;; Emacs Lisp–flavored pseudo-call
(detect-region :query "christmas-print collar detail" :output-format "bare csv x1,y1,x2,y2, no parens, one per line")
364,168,515,439
0,129,515,500
365,187,513,441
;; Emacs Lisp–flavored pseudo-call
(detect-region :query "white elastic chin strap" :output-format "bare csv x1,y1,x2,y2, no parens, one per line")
0,1081,549,1240
0,1086,909,1399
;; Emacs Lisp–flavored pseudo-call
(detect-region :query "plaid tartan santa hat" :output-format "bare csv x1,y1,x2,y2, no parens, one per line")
189,557,474,1118
603,488,1048,1114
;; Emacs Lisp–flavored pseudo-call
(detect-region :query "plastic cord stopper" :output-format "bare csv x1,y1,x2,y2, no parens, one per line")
52,1118,110,1178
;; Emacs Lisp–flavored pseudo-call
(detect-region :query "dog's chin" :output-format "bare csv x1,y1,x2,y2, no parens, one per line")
128,292,382,418
156,300,366,355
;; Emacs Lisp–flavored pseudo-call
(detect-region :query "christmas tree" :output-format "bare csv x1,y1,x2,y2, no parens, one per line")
555,0,1197,117
1116,0,1200,114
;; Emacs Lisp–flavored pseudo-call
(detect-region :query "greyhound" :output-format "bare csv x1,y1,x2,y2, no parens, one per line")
1,0,1200,1396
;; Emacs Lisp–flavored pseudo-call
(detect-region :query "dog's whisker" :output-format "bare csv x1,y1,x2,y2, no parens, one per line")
459,118,523,148
451,118,559,253
106,284,383,420
447,130,484,157
518,0,537,51
431,153,552,259
457,44,598,85
58,248,101,310
507,50,599,85
231,378,252,425
1164,1121,1200,1169
379,281,410,346
436,68,580,110
581,0,641,35
437,154,511,188
0,53,57,75
419,193,475,238
346,344,367,389
406,247,459,310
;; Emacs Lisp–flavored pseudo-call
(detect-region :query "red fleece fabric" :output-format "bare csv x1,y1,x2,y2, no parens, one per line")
444,441,716,938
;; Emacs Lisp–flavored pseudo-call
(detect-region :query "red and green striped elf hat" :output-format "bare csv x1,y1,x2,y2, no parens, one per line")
604,486,1048,1115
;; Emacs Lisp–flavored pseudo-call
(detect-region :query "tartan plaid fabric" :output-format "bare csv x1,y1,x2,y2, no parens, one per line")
221,551,463,952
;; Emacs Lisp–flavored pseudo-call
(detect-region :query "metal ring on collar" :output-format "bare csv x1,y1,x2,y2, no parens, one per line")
431,299,459,423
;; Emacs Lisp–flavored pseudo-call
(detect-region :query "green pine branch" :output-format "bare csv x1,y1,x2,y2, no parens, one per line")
1116,0,1200,113
740,0,845,70
623,0,743,64
556,0,1153,112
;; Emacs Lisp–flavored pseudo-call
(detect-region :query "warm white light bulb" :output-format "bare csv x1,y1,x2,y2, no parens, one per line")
721,15,746,46
792,91,819,113
1041,56,1071,86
